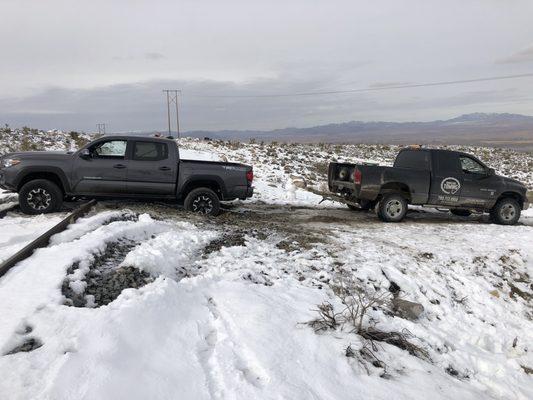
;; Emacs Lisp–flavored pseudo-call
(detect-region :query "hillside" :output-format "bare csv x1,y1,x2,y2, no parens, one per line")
183,113,533,150
0,132,532,400
0,126,93,156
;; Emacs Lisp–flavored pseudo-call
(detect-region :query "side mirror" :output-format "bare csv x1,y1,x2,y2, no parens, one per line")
79,149,91,159
487,168,495,176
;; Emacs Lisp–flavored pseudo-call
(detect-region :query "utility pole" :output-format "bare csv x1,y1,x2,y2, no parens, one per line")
96,123,106,135
162,89,181,138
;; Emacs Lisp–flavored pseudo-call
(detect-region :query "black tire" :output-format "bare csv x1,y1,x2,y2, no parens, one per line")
377,193,408,222
184,188,220,216
490,198,521,225
450,209,472,217
19,179,63,215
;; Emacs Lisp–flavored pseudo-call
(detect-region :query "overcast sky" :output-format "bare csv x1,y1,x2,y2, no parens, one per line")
1,0,533,133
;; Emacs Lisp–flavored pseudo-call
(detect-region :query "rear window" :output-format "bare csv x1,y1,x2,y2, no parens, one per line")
132,141,168,161
393,150,430,170
433,151,460,173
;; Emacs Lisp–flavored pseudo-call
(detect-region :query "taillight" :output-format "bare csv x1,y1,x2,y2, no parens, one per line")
354,169,362,185
246,170,254,184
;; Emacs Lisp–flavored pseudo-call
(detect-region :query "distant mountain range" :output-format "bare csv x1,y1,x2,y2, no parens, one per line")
131,113,533,151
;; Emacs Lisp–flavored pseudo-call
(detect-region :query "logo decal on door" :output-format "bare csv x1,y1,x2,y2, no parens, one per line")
441,177,460,195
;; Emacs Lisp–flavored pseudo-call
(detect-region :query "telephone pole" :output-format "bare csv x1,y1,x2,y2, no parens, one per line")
162,89,181,138
96,123,106,135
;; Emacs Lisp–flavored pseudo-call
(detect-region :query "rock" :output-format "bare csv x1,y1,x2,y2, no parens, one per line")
392,298,424,320
290,175,307,189
388,281,401,295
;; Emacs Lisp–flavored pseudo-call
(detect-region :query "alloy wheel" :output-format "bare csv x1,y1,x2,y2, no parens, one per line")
192,195,213,214
27,188,52,211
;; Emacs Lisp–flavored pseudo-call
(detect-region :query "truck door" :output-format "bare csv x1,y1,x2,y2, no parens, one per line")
125,140,177,195
72,139,128,194
429,151,463,206
458,155,498,207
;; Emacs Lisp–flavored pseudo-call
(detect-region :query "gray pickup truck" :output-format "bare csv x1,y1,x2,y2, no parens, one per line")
329,147,529,225
0,136,253,215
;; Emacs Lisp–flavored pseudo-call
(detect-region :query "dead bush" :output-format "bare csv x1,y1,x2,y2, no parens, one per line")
308,302,342,332
308,286,430,366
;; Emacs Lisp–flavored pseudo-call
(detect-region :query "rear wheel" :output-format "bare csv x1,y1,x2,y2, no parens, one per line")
450,209,472,217
19,179,63,215
377,193,408,222
184,188,221,216
490,198,521,225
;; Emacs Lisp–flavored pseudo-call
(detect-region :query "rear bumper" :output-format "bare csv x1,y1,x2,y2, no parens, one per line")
330,180,356,191
224,185,254,201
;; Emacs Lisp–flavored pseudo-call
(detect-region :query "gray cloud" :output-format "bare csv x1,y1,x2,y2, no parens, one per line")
145,52,165,61
1,0,533,132
1,76,531,134
497,45,533,64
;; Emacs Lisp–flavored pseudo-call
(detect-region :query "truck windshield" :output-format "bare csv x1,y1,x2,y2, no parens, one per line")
394,150,430,170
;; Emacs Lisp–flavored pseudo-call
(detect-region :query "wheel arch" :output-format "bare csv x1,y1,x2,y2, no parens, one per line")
16,168,70,194
378,182,412,202
180,176,226,200
495,191,524,208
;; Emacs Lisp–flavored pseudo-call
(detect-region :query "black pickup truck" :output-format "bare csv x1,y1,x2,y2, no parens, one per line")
0,136,253,215
328,147,529,225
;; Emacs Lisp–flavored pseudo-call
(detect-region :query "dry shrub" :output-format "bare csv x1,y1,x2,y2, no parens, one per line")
308,286,430,364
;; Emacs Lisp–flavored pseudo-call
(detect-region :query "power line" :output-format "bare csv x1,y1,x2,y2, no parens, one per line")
163,89,181,138
189,72,533,98
96,123,106,135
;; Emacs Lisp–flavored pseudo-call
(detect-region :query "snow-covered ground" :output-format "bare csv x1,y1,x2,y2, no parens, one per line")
0,138,532,400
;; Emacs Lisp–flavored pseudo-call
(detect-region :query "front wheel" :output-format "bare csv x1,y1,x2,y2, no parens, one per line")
377,193,408,222
490,198,521,225
184,188,221,216
19,179,63,215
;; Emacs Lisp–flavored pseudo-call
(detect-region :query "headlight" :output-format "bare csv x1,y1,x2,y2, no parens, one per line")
2,158,21,168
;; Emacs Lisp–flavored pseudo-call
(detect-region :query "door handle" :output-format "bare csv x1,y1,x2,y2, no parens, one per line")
159,166,171,171
113,164,127,169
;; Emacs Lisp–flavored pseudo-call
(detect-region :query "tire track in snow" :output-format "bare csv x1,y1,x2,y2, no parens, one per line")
0,213,174,349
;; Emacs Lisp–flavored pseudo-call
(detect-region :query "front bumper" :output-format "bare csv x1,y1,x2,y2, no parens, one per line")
524,191,532,210
0,169,16,192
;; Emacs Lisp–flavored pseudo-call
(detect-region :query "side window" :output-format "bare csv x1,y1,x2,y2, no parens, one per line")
132,141,168,161
460,156,486,174
394,150,430,170
91,140,127,159
433,151,460,173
